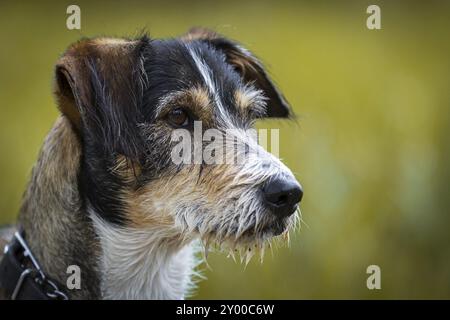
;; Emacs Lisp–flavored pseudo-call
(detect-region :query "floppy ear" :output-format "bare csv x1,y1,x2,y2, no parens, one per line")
182,27,292,118
54,37,150,159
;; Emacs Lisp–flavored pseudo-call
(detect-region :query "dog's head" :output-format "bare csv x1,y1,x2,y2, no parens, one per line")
55,28,302,260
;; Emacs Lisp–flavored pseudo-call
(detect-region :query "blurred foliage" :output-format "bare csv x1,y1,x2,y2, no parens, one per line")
0,0,449,299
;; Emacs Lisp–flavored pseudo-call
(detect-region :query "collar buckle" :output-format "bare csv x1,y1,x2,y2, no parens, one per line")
1,231,69,300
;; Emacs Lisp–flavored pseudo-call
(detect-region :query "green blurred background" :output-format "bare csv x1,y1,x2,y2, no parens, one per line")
1,0,449,299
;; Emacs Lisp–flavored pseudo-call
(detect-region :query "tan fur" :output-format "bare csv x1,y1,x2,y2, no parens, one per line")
189,86,211,112
18,116,101,299
181,27,219,42
54,38,142,131
111,155,142,185
2,32,296,300
93,38,138,47
124,162,252,231
156,87,213,126
234,89,252,112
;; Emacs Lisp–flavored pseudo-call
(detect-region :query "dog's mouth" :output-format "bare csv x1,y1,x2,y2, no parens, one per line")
202,215,290,239
197,212,297,265
240,218,289,238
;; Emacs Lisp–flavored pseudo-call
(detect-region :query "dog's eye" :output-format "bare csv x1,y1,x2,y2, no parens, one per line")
167,108,189,127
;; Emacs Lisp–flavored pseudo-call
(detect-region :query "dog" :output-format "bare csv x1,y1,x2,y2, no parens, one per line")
0,27,303,300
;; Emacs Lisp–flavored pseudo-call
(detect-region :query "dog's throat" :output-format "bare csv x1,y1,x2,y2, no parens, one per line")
90,212,197,300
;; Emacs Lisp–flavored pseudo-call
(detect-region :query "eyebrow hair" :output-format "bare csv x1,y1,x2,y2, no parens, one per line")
154,91,181,118
234,84,267,116
154,87,213,122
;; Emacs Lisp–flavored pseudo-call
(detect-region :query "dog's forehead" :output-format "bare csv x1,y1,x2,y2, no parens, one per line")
144,39,247,123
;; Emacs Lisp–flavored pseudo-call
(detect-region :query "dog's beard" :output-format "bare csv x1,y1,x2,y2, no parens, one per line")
175,189,300,266
137,141,301,265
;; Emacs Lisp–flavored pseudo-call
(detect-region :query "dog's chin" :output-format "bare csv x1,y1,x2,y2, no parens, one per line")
202,216,292,246
196,216,293,265
240,217,290,239
191,206,297,260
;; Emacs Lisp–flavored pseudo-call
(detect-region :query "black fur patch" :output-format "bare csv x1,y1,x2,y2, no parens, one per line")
76,35,285,225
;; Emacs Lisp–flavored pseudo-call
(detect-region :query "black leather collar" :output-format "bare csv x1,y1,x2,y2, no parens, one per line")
0,230,68,300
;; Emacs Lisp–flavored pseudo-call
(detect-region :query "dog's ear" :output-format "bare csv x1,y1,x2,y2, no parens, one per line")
182,27,292,118
54,37,150,159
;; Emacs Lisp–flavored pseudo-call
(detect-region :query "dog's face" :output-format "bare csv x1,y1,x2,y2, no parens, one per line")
55,28,302,259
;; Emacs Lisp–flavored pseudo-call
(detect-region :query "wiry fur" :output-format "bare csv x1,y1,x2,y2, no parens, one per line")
91,212,199,300
0,28,300,300
17,117,101,299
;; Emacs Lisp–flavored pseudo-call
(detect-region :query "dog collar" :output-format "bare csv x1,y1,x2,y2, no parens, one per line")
0,230,68,300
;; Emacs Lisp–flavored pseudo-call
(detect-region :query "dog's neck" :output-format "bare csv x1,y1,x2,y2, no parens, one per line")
91,213,196,299
18,116,100,299
18,116,196,299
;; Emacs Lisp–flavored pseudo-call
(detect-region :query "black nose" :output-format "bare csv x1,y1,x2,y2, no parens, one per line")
262,177,303,218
